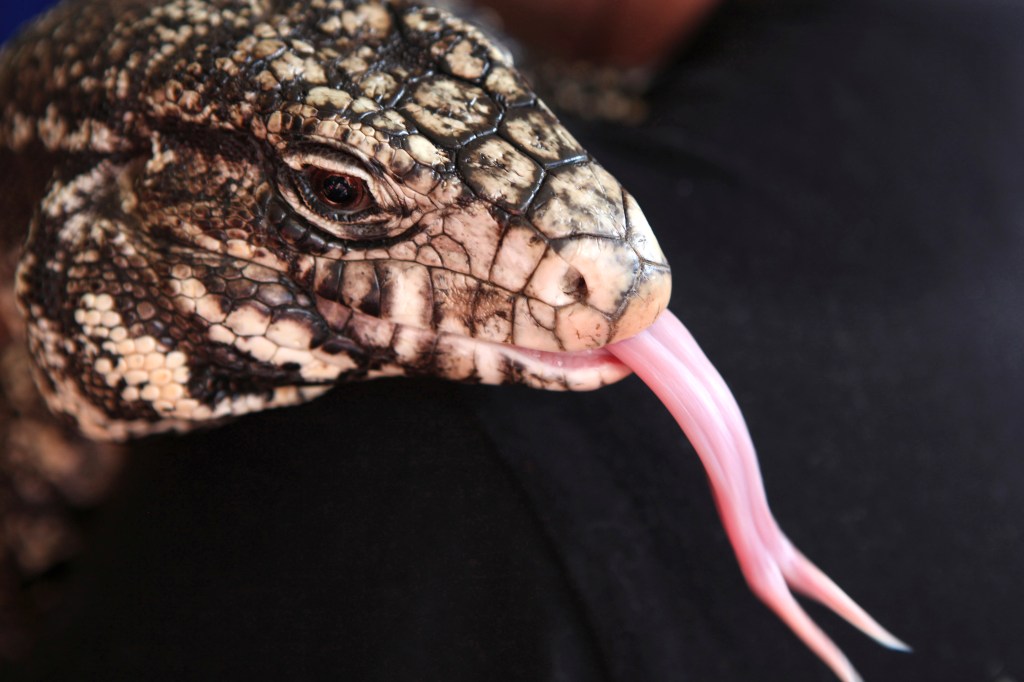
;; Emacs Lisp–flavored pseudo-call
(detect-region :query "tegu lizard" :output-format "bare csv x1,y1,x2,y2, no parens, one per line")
0,0,669,658
0,1,904,679
0,0,671,442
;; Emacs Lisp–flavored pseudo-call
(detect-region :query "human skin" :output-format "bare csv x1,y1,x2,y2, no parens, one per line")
476,0,721,65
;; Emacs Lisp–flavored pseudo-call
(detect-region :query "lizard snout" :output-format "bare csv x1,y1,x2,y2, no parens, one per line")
522,162,672,351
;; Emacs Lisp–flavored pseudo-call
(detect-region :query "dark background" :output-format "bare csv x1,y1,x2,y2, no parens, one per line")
3,1,1023,681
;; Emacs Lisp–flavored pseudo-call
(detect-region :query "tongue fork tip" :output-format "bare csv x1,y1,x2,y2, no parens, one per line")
741,540,910,675
743,560,867,682
774,541,911,653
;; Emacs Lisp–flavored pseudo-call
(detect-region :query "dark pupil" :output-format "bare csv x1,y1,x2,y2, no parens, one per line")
319,175,355,206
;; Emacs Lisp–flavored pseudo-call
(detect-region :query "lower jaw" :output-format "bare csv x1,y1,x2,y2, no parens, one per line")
372,330,633,391
316,300,633,391
457,335,633,391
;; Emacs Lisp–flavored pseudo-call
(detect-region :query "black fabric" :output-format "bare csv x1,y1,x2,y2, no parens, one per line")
4,0,1024,680
10,381,606,681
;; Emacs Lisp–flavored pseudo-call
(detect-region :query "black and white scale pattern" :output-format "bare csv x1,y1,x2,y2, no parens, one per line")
0,0,671,441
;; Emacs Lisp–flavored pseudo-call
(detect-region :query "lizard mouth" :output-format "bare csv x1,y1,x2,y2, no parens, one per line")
483,338,632,389
316,296,634,390
411,331,634,391
499,342,624,371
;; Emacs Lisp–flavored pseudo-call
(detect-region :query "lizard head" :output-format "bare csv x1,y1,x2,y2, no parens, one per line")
8,0,670,440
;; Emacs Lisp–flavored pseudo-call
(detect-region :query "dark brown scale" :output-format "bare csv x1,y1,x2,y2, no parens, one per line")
319,335,361,356
278,217,310,244
256,282,296,308
226,278,259,300
300,229,329,254
203,277,227,294
315,260,347,302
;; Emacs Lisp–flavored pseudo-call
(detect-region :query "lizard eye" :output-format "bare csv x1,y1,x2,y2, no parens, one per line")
292,164,378,220
307,168,374,214
276,148,412,244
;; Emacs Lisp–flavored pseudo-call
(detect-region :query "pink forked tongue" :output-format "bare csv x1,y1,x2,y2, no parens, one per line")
607,311,909,682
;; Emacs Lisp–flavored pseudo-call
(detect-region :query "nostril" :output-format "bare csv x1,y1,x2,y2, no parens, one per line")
562,268,589,302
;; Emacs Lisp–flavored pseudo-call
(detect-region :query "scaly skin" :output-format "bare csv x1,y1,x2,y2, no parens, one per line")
0,0,670,656
0,0,671,442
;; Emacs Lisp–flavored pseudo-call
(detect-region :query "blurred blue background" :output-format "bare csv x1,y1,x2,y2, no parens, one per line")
1,1,57,43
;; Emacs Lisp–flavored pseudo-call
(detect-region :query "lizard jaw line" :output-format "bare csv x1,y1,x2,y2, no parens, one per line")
500,343,626,372
316,299,632,390
440,334,633,391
